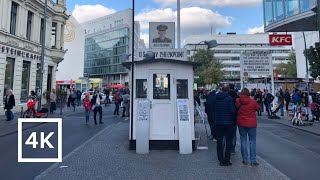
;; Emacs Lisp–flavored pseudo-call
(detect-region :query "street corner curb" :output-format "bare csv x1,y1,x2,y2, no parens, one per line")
269,118,320,137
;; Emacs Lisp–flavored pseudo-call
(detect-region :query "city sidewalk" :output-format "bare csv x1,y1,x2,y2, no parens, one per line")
35,121,289,180
262,111,320,136
0,105,83,137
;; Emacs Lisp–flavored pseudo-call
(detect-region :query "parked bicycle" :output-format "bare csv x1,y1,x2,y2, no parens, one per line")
23,100,48,118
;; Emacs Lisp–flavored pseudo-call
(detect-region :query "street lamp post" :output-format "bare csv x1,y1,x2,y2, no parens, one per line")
184,40,218,61
303,31,310,100
130,0,135,150
38,0,48,110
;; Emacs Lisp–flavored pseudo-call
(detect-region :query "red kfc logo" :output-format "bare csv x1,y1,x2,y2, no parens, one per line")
269,34,292,46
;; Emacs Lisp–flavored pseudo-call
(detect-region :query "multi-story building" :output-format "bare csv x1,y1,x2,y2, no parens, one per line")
82,9,140,86
0,0,68,114
184,33,293,79
263,0,320,79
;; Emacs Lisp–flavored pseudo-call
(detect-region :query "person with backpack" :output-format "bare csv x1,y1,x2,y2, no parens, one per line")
264,90,274,117
113,91,121,115
284,89,291,111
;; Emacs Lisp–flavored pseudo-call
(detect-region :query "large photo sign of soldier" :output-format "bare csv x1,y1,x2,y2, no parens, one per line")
149,22,175,49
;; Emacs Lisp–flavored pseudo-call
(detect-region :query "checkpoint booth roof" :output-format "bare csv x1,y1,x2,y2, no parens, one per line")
122,54,197,152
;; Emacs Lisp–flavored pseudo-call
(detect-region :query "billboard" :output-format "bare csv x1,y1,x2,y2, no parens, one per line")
149,22,175,49
240,51,273,77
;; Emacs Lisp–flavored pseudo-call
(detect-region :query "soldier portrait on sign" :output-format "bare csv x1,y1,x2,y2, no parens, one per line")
149,22,175,49
152,24,172,43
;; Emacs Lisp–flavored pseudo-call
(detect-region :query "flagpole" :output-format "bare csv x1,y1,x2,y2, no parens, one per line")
177,0,181,48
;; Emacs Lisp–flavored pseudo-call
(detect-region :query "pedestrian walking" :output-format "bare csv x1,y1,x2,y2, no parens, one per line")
205,89,217,140
236,88,260,166
4,89,15,121
212,84,236,166
276,89,285,116
121,92,130,117
91,90,103,124
66,88,71,107
83,92,92,124
254,89,263,116
264,90,274,118
284,89,291,112
228,84,239,154
113,91,121,115
50,88,57,114
76,90,82,106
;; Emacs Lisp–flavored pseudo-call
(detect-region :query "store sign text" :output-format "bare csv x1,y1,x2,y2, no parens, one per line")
0,45,40,60
269,34,292,46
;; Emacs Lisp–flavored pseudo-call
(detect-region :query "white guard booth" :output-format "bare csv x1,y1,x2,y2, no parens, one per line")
123,48,196,154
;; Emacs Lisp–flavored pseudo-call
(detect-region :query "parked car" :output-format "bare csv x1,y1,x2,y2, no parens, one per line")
81,91,108,104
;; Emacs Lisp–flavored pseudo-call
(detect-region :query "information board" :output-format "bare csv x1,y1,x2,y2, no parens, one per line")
137,100,150,121
240,51,272,76
177,99,190,121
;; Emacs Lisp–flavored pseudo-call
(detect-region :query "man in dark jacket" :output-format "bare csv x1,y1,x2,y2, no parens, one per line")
4,89,15,121
212,84,236,166
228,84,239,154
284,89,291,111
91,90,103,124
205,89,216,140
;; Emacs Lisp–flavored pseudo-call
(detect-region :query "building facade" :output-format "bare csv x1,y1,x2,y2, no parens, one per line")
56,15,85,80
263,0,320,79
0,0,68,114
184,33,293,79
81,9,140,86
264,0,318,32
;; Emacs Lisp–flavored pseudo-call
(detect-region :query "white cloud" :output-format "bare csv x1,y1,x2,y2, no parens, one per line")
140,33,150,48
72,4,116,23
154,0,262,7
135,7,232,38
247,25,264,34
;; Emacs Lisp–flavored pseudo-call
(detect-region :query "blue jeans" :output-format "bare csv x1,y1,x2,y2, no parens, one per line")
5,110,14,121
239,127,257,163
85,110,91,123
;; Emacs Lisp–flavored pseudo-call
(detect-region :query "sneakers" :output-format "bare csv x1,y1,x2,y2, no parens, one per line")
219,161,232,166
250,162,259,166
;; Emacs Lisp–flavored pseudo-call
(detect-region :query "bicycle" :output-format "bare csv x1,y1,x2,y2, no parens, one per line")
23,100,48,118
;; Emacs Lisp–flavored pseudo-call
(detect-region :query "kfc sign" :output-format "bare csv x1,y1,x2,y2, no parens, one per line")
269,34,292,46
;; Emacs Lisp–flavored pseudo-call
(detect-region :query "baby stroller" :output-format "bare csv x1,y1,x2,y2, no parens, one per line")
269,103,282,119
291,105,313,126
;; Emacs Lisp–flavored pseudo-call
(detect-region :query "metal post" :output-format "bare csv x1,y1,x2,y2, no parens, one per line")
302,31,310,100
130,0,135,150
177,0,181,48
39,0,48,109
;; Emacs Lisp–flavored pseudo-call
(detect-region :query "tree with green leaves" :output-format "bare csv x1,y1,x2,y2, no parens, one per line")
275,51,297,78
193,49,224,86
305,44,320,78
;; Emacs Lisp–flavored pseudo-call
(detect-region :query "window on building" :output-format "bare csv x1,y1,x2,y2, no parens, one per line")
10,2,18,35
273,0,284,21
177,79,188,99
26,11,33,40
40,18,44,43
21,61,31,103
153,74,170,99
51,22,57,48
4,58,15,100
136,79,147,98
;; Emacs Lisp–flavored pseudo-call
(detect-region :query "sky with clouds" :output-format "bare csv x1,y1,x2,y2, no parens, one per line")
67,0,264,45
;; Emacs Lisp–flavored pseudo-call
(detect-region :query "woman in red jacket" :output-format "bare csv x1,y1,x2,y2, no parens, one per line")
83,93,92,124
235,88,260,166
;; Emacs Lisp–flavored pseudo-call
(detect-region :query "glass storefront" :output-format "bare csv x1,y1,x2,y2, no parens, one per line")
84,28,129,78
264,0,317,27
4,57,15,98
20,61,30,103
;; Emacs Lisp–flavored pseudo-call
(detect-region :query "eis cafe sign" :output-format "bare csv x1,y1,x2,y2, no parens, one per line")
269,34,292,46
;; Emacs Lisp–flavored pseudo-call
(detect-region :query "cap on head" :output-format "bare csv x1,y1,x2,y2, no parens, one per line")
157,24,168,31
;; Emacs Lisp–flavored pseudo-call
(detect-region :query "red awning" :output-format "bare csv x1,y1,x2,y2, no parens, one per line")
109,84,125,89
